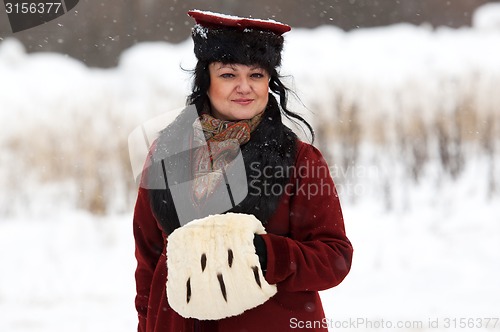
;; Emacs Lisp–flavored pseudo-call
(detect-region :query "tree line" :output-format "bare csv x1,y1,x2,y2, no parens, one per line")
0,0,494,67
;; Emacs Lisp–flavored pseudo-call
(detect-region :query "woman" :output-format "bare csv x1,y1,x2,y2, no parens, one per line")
133,10,353,332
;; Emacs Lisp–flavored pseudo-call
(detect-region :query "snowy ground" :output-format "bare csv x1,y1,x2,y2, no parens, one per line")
2,4,500,332
0,213,137,331
327,201,500,332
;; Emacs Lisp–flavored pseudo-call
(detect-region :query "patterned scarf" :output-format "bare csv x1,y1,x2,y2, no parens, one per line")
192,111,263,203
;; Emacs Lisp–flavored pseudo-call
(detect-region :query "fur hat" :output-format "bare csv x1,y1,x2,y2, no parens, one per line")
187,10,291,72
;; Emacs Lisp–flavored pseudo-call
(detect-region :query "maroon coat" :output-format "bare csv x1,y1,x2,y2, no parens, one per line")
133,140,353,332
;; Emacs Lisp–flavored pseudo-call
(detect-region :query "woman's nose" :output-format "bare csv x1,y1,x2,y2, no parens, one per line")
235,77,251,94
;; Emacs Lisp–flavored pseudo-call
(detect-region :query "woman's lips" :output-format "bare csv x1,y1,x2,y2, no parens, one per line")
232,99,254,105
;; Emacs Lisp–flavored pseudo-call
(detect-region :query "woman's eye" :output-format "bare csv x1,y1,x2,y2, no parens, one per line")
251,73,264,78
220,73,234,78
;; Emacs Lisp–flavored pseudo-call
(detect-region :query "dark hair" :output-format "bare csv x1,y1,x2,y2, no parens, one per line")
186,61,315,142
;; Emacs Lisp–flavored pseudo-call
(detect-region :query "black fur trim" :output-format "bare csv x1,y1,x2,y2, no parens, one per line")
192,25,284,72
145,94,297,235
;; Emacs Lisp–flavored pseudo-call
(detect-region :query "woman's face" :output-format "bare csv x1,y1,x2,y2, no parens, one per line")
207,62,270,121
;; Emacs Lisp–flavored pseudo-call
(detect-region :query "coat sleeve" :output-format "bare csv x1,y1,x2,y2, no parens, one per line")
133,186,164,332
261,143,353,292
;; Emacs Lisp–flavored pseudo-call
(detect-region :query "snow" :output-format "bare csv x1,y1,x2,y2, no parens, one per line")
473,2,500,30
1,4,500,331
0,213,137,331
193,24,208,39
188,9,286,26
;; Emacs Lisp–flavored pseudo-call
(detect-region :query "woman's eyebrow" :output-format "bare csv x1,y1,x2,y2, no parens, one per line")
216,64,237,71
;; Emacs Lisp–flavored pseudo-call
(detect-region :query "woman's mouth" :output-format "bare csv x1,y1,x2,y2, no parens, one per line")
232,99,254,105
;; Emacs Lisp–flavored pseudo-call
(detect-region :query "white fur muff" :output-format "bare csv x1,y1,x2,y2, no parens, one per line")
166,213,277,320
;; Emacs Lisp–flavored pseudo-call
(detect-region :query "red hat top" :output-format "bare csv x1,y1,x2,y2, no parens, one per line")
187,10,291,35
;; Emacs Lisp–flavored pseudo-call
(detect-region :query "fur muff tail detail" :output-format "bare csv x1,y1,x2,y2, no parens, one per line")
166,213,277,320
